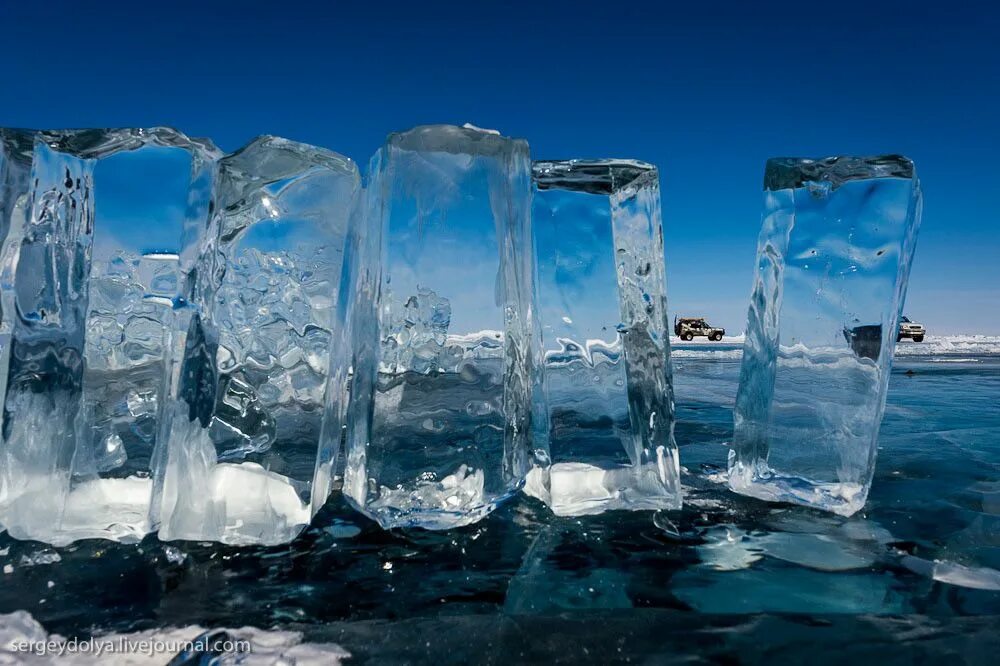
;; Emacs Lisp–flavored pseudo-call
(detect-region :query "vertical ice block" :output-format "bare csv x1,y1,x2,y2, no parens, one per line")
0,129,33,252
341,124,544,530
157,136,359,545
0,130,36,486
524,160,680,515
0,128,219,545
729,156,922,516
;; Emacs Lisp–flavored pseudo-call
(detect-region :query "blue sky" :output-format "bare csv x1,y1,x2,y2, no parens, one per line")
2,0,997,333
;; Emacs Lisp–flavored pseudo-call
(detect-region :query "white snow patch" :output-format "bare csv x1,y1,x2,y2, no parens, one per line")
462,123,501,135
671,349,742,360
894,335,1000,356
669,335,1000,360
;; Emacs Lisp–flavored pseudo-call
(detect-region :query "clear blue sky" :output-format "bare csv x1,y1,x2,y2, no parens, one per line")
2,0,997,334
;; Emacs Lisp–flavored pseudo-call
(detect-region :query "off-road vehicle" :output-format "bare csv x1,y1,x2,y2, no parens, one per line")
844,324,883,361
897,316,925,342
674,316,725,342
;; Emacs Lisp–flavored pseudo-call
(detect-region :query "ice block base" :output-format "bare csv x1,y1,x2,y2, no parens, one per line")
524,460,681,517
727,457,865,517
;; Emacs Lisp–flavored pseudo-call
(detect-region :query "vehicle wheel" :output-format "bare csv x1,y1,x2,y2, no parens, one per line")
913,336,924,343
713,333,723,342
682,333,693,341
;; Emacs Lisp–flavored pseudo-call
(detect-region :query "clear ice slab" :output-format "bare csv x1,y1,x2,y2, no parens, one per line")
729,155,922,516
157,136,360,545
0,129,36,535
523,160,680,515
0,127,219,545
341,124,545,530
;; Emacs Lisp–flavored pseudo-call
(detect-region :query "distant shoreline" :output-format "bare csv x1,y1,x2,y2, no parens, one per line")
670,335,1000,358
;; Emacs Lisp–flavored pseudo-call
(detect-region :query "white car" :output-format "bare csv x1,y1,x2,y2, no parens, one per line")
897,316,925,342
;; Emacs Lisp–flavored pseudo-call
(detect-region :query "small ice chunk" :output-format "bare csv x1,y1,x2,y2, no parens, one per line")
163,546,187,565
757,532,874,571
931,560,1000,590
369,464,486,525
57,476,153,544
525,460,680,517
324,521,362,539
524,463,617,512
901,555,1000,591
19,550,61,566
696,526,764,571
159,417,311,546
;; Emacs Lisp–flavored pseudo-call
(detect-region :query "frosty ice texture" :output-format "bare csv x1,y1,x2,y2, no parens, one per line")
729,156,922,516
0,130,35,471
341,124,544,529
157,136,359,545
0,130,33,252
0,131,36,537
0,128,219,545
525,160,680,515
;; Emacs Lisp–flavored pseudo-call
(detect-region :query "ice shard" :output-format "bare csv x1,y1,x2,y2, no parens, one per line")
729,156,922,516
523,160,680,515
0,129,33,251
341,124,545,530
0,128,219,545
156,136,359,545
0,130,36,480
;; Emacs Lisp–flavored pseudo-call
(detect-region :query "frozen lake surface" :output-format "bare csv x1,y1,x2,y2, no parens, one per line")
1,336,998,662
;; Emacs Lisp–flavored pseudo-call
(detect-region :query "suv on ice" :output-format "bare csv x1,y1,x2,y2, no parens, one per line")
844,324,883,361
897,316,925,342
674,316,725,342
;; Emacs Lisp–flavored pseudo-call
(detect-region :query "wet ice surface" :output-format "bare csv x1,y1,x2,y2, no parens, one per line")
0,341,998,661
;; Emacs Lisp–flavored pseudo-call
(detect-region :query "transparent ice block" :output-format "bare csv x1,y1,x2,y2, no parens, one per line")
157,136,360,545
524,160,680,515
0,130,36,491
0,129,33,254
341,124,545,530
0,128,220,545
729,156,922,516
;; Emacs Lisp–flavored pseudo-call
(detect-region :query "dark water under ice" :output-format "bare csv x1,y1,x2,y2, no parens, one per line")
1,342,998,662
